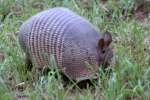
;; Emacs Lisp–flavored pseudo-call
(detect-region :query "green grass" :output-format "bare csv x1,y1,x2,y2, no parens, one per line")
0,0,150,99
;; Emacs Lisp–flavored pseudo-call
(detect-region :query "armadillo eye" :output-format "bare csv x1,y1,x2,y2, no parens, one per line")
102,50,105,54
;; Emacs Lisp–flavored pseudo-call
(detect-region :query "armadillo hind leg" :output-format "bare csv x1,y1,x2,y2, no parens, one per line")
25,52,33,71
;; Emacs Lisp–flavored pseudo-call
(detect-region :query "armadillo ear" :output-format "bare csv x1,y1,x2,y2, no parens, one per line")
98,32,112,49
103,31,112,46
98,38,105,49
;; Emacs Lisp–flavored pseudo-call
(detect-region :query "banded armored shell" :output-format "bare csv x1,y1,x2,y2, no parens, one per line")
19,7,113,80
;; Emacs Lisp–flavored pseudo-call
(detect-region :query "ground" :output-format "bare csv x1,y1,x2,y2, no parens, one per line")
0,0,150,100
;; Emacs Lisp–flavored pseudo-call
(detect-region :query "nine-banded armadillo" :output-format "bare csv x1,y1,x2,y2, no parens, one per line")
19,7,113,80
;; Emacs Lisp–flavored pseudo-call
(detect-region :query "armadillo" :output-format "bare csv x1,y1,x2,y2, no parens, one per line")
19,7,113,80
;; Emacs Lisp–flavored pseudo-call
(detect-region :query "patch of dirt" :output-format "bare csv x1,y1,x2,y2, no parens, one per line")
75,0,93,9
98,0,150,22
32,2,44,10
134,0,150,22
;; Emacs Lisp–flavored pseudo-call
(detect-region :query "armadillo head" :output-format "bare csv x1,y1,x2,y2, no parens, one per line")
98,32,113,67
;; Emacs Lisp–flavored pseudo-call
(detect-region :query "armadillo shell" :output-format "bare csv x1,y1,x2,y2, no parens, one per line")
19,7,101,80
